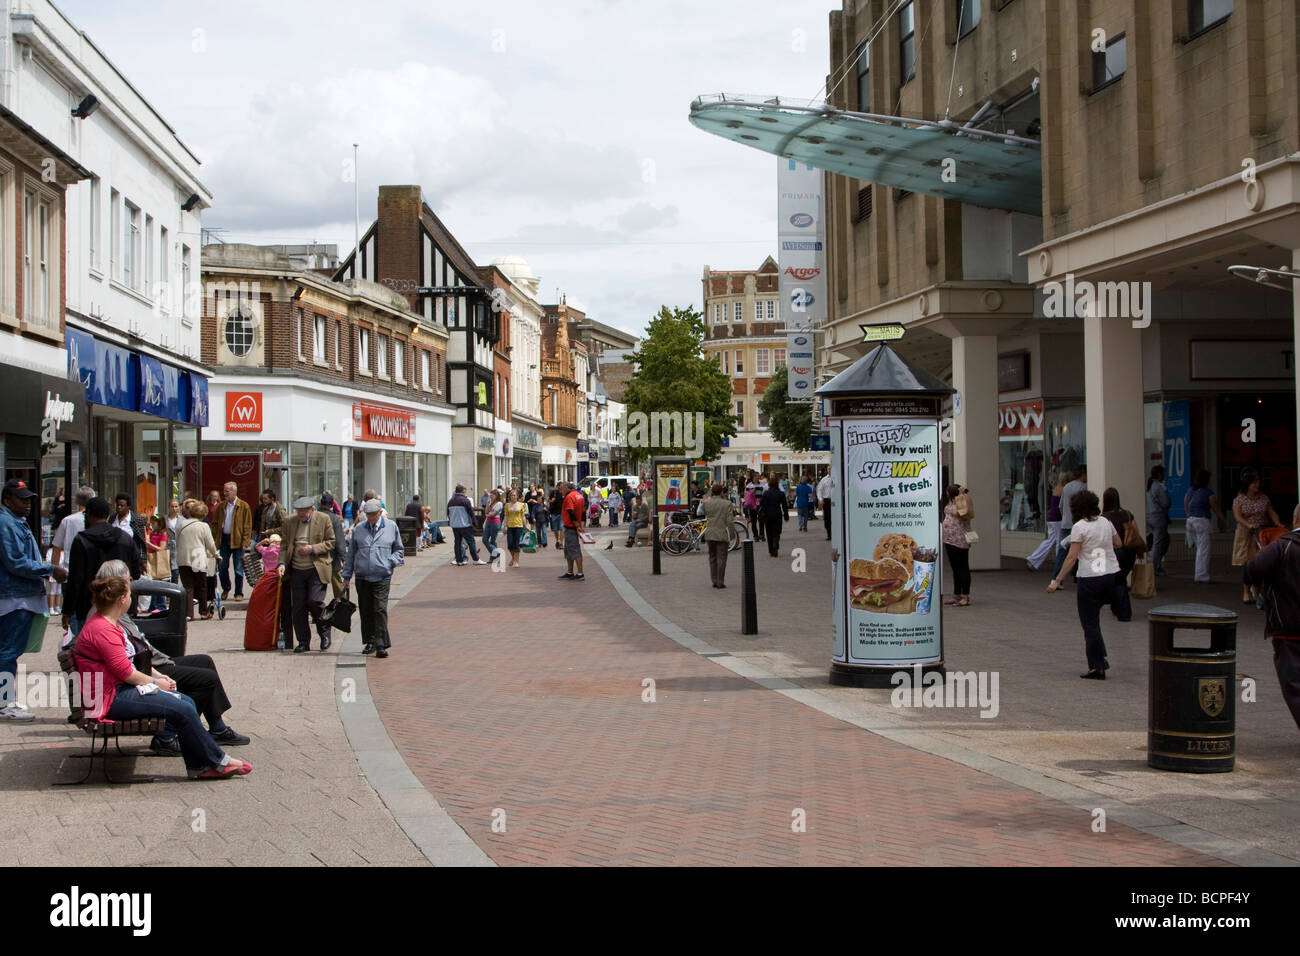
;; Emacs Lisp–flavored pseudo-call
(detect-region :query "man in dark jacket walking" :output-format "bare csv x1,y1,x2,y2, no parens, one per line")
759,474,790,557
64,497,141,635
447,485,484,566
318,493,346,598
1244,505,1300,732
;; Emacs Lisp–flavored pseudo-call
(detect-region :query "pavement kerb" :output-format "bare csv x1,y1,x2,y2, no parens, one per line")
588,547,1298,868
335,545,495,867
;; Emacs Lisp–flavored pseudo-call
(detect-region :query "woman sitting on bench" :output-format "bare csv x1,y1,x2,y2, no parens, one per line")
73,576,252,780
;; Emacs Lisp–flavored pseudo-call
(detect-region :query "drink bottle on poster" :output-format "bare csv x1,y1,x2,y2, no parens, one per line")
840,418,942,664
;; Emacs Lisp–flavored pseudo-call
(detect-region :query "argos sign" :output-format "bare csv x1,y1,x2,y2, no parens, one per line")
226,391,262,432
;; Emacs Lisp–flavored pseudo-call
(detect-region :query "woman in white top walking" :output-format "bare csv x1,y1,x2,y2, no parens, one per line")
1047,489,1122,680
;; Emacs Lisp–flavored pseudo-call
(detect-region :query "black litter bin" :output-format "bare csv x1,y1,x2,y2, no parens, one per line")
129,579,189,658
1148,603,1237,773
395,515,418,552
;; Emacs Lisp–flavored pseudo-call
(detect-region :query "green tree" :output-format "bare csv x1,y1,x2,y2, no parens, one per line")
758,365,812,452
623,305,737,461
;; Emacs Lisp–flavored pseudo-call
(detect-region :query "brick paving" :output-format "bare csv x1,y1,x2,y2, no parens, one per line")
0,564,429,867
373,531,1217,865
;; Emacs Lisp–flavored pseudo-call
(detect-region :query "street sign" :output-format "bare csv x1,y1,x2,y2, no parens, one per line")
860,322,906,343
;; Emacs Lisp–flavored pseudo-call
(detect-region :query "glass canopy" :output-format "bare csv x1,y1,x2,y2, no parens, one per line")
689,95,1042,215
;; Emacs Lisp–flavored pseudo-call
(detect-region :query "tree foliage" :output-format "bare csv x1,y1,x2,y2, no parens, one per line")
758,365,812,452
623,305,737,461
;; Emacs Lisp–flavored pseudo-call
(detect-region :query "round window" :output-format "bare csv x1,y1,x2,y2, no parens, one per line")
224,310,254,356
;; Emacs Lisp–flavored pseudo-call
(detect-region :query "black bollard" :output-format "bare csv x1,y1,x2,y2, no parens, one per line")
741,538,757,634
652,515,661,575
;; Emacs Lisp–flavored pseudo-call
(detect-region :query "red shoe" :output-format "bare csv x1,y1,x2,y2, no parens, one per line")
195,759,252,779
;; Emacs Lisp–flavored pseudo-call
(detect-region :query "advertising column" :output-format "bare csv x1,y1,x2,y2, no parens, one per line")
836,416,942,670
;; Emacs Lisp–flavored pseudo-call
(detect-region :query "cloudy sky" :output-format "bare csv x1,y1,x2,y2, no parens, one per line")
58,0,835,337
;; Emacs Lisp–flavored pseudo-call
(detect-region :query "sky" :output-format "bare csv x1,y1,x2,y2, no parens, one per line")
56,0,837,337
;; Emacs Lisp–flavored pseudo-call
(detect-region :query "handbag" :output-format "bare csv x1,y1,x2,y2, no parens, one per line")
964,530,980,545
1130,560,1156,600
1121,515,1147,556
322,591,356,633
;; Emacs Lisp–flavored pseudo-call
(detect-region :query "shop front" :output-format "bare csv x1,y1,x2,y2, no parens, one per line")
513,423,543,487
576,440,591,483
192,378,452,515
66,327,209,517
0,367,88,545
541,441,576,487
495,427,513,489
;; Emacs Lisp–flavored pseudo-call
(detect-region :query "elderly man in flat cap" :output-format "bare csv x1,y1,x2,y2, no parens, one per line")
277,495,336,653
343,499,404,659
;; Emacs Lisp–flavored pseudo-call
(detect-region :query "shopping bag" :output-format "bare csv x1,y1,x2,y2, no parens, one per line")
954,492,974,520
578,531,595,545
520,530,537,553
1130,561,1156,600
147,548,171,580
25,612,50,654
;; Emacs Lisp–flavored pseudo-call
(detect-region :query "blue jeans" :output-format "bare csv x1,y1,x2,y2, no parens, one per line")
536,517,548,547
483,521,501,555
797,506,809,531
0,609,35,705
453,526,480,563
218,533,245,597
105,686,226,772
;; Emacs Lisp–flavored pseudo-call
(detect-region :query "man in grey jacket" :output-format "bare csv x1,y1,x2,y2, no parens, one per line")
343,500,405,658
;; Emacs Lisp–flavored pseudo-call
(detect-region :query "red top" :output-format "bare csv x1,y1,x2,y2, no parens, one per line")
73,613,136,720
562,491,586,529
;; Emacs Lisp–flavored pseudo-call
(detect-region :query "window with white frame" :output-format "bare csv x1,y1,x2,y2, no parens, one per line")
713,303,723,323
180,245,192,324
144,214,154,294
734,400,745,427
358,328,370,372
110,189,120,278
766,299,776,320
123,200,140,289
378,334,389,377
313,314,326,360
394,340,404,381
422,350,431,389
89,178,101,272
158,226,168,311
754,300,762,323
775,347,786,367
733,301,742,323
756,348,770,376
0,167,7,315
720,350,729,375
23,188,57,328
734,349,744,375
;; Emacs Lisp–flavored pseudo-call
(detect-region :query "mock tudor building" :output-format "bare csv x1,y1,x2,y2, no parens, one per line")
337,185,503,496
199,243,453,510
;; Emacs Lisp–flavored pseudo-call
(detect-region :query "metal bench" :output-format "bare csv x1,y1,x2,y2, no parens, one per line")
55,646,164,786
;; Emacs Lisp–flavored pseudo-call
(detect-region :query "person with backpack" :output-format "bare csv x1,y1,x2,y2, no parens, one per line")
64,496,143,635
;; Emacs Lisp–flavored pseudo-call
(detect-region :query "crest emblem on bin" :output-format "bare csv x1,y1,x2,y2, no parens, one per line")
1198,678,1227,718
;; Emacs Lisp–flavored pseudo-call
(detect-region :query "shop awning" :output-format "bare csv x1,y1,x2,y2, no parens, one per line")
689,95,1042,215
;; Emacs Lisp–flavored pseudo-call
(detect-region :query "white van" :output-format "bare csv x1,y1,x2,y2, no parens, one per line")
580,474,642,498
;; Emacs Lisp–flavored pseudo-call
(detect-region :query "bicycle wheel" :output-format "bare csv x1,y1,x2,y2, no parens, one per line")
661,524,688,555
730,520,749,551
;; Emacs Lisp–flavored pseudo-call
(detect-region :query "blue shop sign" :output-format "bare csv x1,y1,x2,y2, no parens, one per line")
67,327,136,411
66,329,208,426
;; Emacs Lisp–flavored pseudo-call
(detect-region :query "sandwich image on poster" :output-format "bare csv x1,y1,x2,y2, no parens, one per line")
848,556,915,613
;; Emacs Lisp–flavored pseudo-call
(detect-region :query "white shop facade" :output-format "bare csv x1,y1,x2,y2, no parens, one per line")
185,376,454,513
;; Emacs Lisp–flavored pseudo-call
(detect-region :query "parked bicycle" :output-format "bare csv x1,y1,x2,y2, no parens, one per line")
660,515,749,556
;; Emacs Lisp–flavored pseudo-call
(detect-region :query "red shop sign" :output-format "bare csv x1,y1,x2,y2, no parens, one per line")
353,402,416,446
998,400,1044,439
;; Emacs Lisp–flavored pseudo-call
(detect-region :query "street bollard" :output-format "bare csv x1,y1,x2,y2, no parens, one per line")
652,515,661,575
741,538,757,634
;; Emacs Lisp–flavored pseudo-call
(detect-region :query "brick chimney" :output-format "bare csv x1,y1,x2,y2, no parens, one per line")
376,185,423,308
